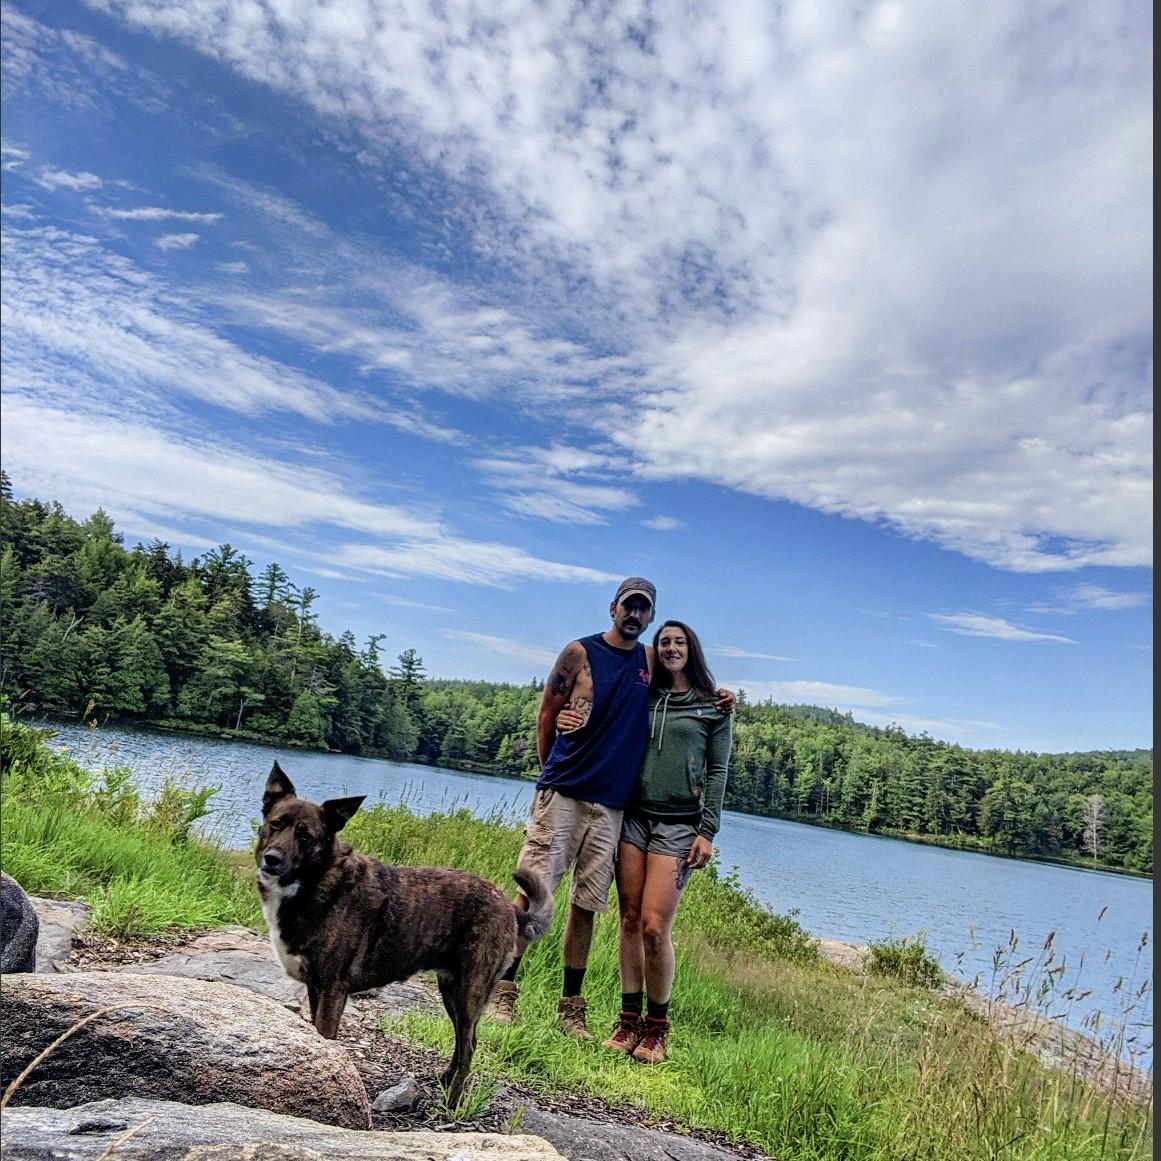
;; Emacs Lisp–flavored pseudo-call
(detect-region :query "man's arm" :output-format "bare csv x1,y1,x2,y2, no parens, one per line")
536,641,586,765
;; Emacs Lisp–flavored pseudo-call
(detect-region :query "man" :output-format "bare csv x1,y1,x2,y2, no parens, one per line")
489,576,659,1039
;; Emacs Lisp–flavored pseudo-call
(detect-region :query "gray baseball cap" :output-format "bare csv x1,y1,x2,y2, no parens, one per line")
613,577,657,607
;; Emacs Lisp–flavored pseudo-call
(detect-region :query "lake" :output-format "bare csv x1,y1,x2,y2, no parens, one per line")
35,720,1154,1070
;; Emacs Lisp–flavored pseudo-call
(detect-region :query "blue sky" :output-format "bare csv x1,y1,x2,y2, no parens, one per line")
1,0,1152,754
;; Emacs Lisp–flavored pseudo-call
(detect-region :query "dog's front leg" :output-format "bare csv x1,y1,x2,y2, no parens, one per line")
312,986,349,1039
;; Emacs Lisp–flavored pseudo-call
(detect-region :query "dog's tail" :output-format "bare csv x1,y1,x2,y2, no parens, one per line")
512,865,553,944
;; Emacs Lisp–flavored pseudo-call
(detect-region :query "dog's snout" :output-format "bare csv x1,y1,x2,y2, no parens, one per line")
261,848,286,872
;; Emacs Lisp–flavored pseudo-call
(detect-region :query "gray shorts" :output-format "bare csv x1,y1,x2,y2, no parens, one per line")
619,814,699,891
516,788,623,913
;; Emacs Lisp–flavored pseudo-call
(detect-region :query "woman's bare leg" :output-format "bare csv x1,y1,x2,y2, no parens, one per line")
640,852,687,1005
614,840,647,992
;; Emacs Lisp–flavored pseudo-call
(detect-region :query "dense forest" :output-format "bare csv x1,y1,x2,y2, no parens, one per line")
0,473,1152,873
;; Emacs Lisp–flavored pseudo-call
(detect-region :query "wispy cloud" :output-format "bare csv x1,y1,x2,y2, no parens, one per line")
442,630,557,669
642,515,682,531
0,396,621,590
927,612,1077,643
103,206,223,223
33,165,102,190
1028,583,1151,614
155,232,201,250
729,679,904,708
2,223,376,424
713,644,796,661
472,447,639,525
729,678,1002,745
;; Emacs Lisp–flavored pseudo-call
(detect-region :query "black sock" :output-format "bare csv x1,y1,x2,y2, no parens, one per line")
563,967,586,997
645,998,670,1022
621,991,643,1016
501,956,521,983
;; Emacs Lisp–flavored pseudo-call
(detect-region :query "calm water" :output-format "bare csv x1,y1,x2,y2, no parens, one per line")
39,720,1153,1069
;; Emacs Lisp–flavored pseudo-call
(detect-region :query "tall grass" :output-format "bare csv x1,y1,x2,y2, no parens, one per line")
1,720,1151,1159
0,716,260,935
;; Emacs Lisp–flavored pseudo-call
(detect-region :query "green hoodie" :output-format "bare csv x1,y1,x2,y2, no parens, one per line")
632,688,733,840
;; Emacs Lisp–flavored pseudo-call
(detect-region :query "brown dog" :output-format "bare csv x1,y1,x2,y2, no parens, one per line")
255,762,552,1105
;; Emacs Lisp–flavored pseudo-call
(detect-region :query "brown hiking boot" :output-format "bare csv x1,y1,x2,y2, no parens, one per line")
487,980,519,1024
557,994,596,1041
631,1017,670,1064
600,1011,646,1053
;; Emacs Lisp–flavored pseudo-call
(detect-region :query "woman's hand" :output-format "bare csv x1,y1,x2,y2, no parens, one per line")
685,835,714,869
714,686,737,714
556,708,586,733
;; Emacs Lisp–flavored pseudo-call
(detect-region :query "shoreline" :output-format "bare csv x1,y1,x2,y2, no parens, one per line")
37,714,1152,880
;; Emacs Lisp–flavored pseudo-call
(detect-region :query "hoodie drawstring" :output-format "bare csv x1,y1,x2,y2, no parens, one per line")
651,690,672,751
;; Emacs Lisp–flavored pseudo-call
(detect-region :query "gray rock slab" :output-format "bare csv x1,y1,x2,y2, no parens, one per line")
516,1107,746,1161
0,1098,564,1160
29,896,92,972
116,926,442,1017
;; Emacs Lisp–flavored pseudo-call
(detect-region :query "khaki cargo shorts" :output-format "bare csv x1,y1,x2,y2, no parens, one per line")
516,787,623,912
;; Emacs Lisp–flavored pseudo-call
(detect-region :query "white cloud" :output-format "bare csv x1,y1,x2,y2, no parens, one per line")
155,232,201,250
927,612,1077,643
0,396,622,591
34,165,102,190
104,206,223,223
9,1,1153,575
2,223,375,424
731,679,905,708
729,678,1002,745
442,630,557,669
642,515,682,531
712,644,796,661
334,540,617,588
472,447,640,525
1028,583,1151,614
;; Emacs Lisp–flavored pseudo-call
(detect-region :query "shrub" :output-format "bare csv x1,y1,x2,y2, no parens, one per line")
867,932,945,988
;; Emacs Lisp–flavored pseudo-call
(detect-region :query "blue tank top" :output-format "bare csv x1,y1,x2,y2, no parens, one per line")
536,633,651,809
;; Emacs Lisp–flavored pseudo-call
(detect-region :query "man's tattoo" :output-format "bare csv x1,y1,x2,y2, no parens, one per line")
566,697,592,726
548,667,572,697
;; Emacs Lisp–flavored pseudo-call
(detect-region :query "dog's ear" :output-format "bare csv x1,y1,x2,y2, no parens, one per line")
323,795,365,833
262,762,296,816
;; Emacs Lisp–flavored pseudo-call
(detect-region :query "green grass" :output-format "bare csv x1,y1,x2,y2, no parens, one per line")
1,716,1151,1159
1,715,261,935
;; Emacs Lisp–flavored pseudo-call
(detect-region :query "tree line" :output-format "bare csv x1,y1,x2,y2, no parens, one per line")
0,473,1151,873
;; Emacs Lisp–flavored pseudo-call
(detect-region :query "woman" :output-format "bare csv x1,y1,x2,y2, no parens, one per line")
600,618,733,1064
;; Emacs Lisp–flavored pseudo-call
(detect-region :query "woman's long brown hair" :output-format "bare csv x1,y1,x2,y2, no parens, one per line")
651,619,716,699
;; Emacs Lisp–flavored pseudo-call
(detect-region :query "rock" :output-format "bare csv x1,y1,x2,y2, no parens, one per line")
1,872,40,972
372,1076,424,1113
114,926,303,1008
515,1107,746,1161
0,971,370,1129
115,926,443,1021
29,895,92,972
0,1097,565,1160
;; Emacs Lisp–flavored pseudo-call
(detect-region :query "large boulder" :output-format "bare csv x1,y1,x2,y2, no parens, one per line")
1,872,39,972
0,1098,564,1160
1,971,370,1129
